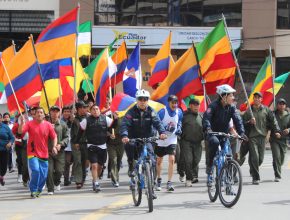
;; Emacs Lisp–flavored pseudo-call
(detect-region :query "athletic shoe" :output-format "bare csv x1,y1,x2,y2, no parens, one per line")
112,181,119,187
55,184,61,191
192,178,199,184
252,179,260,185
155,178,162,191
31,192,37,199
166,181,174,192
94,182,101,192
76,183,83,189
185,180,193,187
47,191,54,195
17,175,23,183
274,177,280,182
207,174,213,187
179,175,185,183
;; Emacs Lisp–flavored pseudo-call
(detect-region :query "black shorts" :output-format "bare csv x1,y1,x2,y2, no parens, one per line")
154,144,176,157
87,145,107,165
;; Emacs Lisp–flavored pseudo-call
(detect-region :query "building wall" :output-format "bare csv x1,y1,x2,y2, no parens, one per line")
242,0,276,51
59,0,94,23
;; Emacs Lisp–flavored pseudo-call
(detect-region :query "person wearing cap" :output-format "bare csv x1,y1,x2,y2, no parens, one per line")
203,84,246,187
242,92,281,185
71,101,88,189
269,98,290,182
154,95,182,192
120,89,166,193
46,106,69,195
180,98,204,187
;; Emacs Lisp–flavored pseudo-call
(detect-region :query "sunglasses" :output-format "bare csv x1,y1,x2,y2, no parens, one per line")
137,97,149,102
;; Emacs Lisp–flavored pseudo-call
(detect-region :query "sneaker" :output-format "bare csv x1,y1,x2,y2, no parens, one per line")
166,181,174,192
9,168,15,173
30,192,37,199
179,175,185,183
192,178,199,184
112,181,119,187
94,182,101,192
17,175,23,183
252,179,260,185
47,191,54,195
64,180,71,186
155,178,162,191
274,177,281,182
128,170,135,178
152,192,157,200
185,180,193,187
0,176,5,186
23,181,28,187
35,191,41,197
55,184,61,191
76,183,83,189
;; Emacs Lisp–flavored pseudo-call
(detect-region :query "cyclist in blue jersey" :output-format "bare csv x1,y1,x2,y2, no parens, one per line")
202,84,247,186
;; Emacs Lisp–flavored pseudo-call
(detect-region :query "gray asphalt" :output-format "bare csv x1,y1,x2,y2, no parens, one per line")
1,150,290,220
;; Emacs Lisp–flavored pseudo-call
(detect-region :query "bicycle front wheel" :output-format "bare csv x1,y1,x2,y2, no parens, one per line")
207,164,219,202
145,162,154,212
131,175,142,206
218,160,242,208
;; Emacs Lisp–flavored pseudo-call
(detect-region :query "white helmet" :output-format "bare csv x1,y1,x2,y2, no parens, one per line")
135,89,150,98
216,84,236,95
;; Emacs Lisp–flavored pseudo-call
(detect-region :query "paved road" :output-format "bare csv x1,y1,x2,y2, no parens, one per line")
1,150,290,220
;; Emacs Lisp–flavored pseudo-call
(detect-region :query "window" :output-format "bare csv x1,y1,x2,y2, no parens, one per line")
277,0,290,29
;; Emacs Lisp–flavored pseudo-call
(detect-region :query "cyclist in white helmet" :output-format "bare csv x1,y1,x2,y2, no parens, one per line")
202,84,247,186
120,89,167,177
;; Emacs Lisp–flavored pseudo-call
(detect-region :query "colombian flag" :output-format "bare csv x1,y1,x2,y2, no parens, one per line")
111,92,164,117
148,32,172,89
111,41,128,88
196,20,236,95
0,45,15,99
0,40,42,111
36,7,78,79
151,46,202,104
93,48,111,109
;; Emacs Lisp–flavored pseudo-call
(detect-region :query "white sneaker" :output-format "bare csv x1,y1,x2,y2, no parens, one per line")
55,184,61,191
185,180,193,187
47,191,54,195
274,177,280,182
17,175,23,183
179,175,185,183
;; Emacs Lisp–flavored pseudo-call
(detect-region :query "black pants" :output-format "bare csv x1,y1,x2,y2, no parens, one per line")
15,143,29,183
0,151,9,176
207,135,228,168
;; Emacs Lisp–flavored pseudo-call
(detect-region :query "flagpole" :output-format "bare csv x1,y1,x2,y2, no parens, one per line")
58,78,63,109
73,3,80,108
0,58,23,116
138,42,142,90
192,42,208,111
113,42,118,96
269,45,276,109
29,34,51,114
222,14,254,118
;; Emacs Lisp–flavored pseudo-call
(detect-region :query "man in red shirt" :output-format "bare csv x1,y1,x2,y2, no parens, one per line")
18,107,57,198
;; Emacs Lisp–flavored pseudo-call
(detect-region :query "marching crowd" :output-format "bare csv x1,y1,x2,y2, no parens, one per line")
0,84,289,199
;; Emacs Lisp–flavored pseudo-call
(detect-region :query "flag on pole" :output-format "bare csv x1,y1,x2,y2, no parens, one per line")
36,7,78,79
123,43,142,97
78,21,92,57
196,20,236,95
151,46,202,104
0,40,41,111
111,41,128,88
93,48,111,109
0,45,15,99
240,56,273,111
148,32,172,89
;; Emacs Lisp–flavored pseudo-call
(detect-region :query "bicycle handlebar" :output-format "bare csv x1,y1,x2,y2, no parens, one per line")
208,132,246,141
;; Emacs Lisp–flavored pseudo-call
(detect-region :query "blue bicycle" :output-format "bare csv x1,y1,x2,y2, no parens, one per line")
129,137,157,213
207,132,244,208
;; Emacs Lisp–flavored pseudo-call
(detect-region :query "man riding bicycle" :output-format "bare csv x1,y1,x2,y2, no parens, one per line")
202,84,247,186
120,89,167,180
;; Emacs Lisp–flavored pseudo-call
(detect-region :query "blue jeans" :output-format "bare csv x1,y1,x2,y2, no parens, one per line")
28,157,48,193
